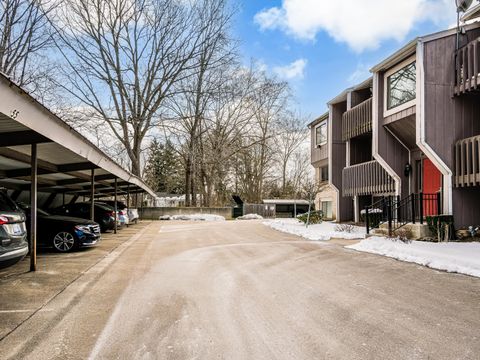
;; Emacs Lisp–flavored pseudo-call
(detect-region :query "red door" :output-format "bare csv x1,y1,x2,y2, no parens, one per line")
422,158,442,215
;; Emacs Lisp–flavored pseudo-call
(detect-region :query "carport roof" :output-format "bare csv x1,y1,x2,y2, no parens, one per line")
0,73,157,198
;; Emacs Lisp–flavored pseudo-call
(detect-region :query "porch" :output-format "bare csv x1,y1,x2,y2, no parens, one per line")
454,37,480,96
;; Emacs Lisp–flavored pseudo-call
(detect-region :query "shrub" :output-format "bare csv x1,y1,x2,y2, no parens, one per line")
334,224,356,233
297,210,324,225
392,228,413,244
426,215,455,242
360,208,383,228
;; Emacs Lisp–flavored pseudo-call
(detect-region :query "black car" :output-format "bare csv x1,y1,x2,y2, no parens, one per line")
0,191,28,268
17,203,101,252
50,202,115,232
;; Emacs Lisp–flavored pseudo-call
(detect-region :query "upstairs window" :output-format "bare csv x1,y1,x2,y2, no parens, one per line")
315,121,327,147
386,60,416,111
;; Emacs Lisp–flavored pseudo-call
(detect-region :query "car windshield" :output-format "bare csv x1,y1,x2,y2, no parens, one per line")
0,192,20,212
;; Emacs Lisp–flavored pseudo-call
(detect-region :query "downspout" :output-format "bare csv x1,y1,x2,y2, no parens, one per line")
415,40,453,214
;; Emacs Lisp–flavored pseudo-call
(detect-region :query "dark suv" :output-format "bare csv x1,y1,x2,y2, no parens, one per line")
0,191,28,268
50,202,115,232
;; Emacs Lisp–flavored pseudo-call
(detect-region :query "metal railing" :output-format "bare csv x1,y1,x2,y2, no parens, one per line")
454,37,480,96
342,160,395,197
455,134,480,187
342,97,372,141
365,193,442,235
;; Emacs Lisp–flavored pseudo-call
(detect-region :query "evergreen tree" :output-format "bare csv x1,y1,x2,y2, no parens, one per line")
144,139,185,194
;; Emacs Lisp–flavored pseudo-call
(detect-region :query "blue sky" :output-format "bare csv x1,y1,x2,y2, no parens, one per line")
232,0,457,119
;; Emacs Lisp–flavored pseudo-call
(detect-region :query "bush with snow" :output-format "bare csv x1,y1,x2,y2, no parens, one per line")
264,219,365,241
347,237,480,278
237,213,264,220
158,214,226,221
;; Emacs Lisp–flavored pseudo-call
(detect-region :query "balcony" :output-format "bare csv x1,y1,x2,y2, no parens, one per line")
342,98,372,142
454,37,480,96
311,144,328,165
455,135,480,187
342,160,395,197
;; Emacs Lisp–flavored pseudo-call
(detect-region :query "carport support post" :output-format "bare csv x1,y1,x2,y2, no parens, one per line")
30,144,37,272
90,169,95,221
114,177,118,234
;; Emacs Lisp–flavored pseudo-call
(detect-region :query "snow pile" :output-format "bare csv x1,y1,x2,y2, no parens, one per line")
264,219,366,241
360,208,382,214
237,213,264,220
159,214,226,221
347,237,480,277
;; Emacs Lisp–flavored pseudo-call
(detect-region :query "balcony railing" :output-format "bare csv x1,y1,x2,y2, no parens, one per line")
342,97,372,141
454,37,480,96
455,134,480,187
342,160,395,197
311,144,328,165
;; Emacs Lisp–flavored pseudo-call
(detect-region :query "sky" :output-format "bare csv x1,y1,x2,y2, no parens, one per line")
233,0,459,119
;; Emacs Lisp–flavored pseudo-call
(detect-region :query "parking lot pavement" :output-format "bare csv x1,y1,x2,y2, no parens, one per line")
1,220,480,360
0,222,151,341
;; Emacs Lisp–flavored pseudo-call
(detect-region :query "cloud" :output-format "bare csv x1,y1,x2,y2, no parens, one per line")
254,0,456,52
348,63,371,84
273,59,308,80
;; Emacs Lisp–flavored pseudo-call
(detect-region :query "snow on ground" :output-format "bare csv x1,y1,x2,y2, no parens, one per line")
159,214,226,221
264,219,366,241
237,214,264,220
347,237,480,278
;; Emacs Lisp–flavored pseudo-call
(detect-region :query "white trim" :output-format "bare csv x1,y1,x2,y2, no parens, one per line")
327,106,341,222
384,125,412,194
383,55,417,118
415,41,452,214
372,72,402,196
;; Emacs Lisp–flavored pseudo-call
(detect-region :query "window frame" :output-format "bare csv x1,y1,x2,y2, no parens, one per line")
383,55,417,118
315,120,328,147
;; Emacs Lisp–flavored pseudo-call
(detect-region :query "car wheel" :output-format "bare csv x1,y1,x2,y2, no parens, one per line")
53,232,77,252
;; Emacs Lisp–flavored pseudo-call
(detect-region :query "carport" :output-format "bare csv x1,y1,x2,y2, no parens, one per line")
0,73,157,271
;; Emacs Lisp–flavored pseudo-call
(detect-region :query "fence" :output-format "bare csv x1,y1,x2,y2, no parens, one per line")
243,204,276,218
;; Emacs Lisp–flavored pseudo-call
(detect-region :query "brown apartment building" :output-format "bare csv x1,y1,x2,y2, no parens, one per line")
311,6,480,231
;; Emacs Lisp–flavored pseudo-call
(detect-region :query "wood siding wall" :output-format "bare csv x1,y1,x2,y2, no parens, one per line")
424,28,480,227
330,101,353,221
342,160,395,197
375,72,410,198
342,97,372,141
310,121,328,166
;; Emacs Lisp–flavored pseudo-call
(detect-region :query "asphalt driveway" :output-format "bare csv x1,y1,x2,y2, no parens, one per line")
0,220,479,359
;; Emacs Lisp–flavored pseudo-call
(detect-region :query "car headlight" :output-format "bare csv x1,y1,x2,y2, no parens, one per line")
75,225,92,233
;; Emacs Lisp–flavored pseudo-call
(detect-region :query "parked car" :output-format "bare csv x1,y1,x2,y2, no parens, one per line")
128,209,139,224
101,200,136,226
96,202,127,228
50,202,115,232
17,203,101,252
0,191,28,269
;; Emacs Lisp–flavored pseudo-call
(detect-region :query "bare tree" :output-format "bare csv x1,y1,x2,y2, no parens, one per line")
0,0,55,89
165,0,235,205
52,0,225,176
276,113,308,195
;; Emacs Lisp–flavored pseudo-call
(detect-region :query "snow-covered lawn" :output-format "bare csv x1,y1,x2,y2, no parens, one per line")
237,213,264,220
347,237,480,278
263,219,366,241
159,214,226,221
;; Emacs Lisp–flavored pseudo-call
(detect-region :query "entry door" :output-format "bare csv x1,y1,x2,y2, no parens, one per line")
422,158,442,215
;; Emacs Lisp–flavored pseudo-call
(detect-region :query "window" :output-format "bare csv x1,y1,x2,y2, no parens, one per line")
321,201,333,219
386,61,416,111
315,121,327,147
320,166,329,182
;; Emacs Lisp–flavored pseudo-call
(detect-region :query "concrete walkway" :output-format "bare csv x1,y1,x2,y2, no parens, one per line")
0,220,479,359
